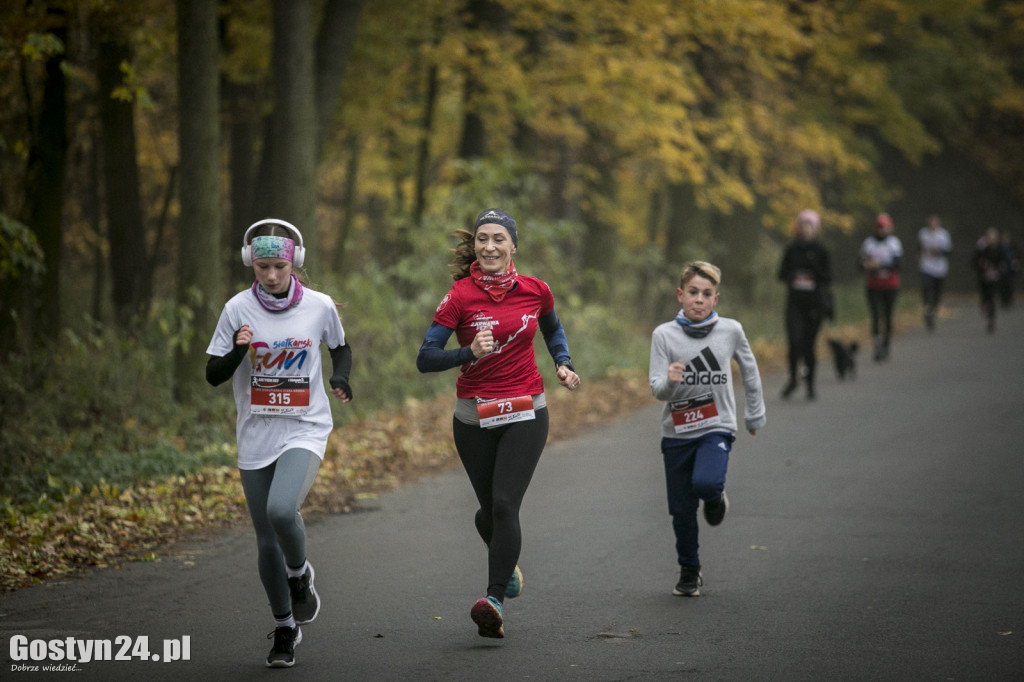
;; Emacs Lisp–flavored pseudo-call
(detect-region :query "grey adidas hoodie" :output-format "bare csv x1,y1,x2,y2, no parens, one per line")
649,312,767,440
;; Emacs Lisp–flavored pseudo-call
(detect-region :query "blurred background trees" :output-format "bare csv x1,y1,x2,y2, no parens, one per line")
2,0,1023,494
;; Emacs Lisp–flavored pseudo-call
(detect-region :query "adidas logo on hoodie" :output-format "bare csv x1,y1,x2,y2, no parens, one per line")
679,347,729,385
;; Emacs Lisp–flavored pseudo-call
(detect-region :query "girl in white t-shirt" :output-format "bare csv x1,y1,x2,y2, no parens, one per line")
206,219,352,668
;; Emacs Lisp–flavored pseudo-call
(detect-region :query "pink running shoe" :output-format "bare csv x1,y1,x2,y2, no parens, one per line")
470,596,505,638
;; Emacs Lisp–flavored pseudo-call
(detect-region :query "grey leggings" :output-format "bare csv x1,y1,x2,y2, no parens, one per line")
239,448,320,617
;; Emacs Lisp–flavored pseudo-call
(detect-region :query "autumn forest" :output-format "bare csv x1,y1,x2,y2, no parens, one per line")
2,1,1024,542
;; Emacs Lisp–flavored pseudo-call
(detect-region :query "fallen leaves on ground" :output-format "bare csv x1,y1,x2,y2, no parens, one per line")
0,372,655,593
1,307,921,593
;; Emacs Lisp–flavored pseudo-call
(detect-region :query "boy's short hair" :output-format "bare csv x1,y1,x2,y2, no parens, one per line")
680,261,721,288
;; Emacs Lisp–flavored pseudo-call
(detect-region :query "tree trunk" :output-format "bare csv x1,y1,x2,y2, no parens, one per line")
580,135,619,298
314,0,363,159
636,188,667,325
225,77,262,289
662,182,713,319
414,40,440,227
97,34,149,327
665,181,714,259
457,0,507,162
335,131,361,272
268,0,317,257
87,119,105,323
458,107,486,162
174,0,221,404
21,18,68,342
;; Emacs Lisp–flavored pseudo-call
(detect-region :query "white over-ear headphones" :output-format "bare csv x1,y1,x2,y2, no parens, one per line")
241,218,306,268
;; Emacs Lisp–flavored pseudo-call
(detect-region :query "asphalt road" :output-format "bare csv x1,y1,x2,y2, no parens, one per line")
3,303,1023,681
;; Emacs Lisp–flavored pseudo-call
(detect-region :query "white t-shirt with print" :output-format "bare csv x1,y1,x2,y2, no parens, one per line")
207,287,345,470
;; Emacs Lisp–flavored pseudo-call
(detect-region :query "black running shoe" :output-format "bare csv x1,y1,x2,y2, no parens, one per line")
673,565,703,597
266,626,301,668
289,563,321,624
781,380,798,399
703,491,729,526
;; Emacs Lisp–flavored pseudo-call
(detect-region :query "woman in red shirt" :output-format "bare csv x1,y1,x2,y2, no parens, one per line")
417,208,581,639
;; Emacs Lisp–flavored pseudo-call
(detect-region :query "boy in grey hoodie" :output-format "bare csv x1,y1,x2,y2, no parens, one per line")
649,261,766,596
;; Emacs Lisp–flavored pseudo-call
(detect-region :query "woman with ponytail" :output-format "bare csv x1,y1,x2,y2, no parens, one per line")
416,208,580,639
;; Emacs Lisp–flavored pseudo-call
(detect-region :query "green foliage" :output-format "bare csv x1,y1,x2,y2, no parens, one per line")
21,31,64,62
0,213,45,281
158,287,203,356
110,60,154,108
0,318,236,508
548,296,650,380
327,261,450,422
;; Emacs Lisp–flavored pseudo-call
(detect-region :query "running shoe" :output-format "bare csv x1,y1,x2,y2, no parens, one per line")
505,565,524,599
672,566,703,597
703,491,729,526
484,542,524,598
470,596,505,638
289,562,321,624
873,337,885,362
780,379,798,399
266,625,302,667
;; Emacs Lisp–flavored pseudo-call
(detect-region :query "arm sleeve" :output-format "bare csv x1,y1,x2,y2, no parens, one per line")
777,247,790,282
819,246,832,285
891,238,904,270
649,329,680,402
328,343,353,399
206,329,249,386
538,309,573,371
733,327,767,432
416,322,476,373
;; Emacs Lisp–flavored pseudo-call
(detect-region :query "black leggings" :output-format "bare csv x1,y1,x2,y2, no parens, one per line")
784,303,822,382
920,273,944,316
867,288,898,343
453,407,549,602
980,281,998,322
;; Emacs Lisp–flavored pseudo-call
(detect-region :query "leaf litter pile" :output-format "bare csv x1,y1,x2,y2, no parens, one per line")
1,373,654,592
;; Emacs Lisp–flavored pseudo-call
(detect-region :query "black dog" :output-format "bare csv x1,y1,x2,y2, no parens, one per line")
827,339,858,380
